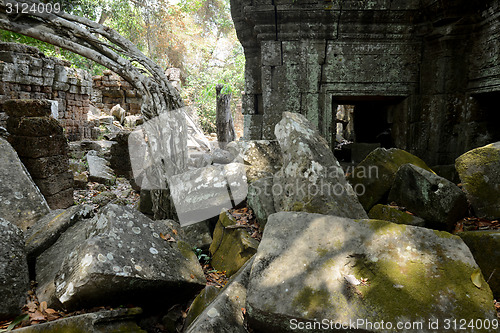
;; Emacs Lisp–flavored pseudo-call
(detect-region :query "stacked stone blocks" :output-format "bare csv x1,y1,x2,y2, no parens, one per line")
4,99,74,209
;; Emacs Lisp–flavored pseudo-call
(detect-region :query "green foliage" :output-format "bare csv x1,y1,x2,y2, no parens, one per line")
193,247,211,264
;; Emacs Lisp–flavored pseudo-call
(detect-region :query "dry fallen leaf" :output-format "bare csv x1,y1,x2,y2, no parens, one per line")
30,310,46,322
190,274,195,279
172,229,178,235
241,308,246,315
39,301,47,312
471,269,482,289
26,301,37,313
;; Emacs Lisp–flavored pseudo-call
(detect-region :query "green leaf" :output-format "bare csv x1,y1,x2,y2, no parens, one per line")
0,313,29,332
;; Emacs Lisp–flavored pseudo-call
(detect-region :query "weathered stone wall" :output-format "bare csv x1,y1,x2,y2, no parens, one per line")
232,0,500,165
91,70,142,115
0,42,93,141
92,68,181,115
4,99,73,210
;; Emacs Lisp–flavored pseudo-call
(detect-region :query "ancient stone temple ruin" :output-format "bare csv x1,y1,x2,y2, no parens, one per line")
0,42,94,141
232,0,500,165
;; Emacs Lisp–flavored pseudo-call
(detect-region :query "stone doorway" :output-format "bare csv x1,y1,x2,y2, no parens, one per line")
333,96,404,163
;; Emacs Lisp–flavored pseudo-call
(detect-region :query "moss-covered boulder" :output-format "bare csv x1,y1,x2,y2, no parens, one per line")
368,204,425,227
456,142,500,219
273,112,367,219
347,148,433,211
184,285,221,329
209,211,259,277
388,164,467,230
247,212,496,332
458,231,500,298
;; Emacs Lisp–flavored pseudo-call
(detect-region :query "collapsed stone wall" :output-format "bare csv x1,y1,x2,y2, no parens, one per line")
232,0,500,165
0,42,94,141
92,67,181,115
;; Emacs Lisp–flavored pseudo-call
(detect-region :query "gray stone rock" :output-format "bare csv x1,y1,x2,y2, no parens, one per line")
247,212,497,332
273,112,367,219
347,148,434,211
211,148,236,164
226,140,282,182
457,231,500,298
183,222,213,250
388,164,467,230
156,219,212,250
185,257,254,333
99,115,114,126
25,205,94,260
247,176,275,229
169,163,247,226
0,137,50,231
111,104,126,124
36,204,206,310
13,307,146,332
86,150,116,185
456,142,500,219
0,218,29,320
187,152,213,170
91,191,117,207
368,204,425,227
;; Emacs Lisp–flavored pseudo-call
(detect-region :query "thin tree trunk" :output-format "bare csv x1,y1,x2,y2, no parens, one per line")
216,84,235,149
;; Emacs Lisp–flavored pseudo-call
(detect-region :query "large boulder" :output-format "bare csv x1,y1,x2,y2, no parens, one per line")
456,142,500,219
347,148,433,211
273,112,367,219
185,257,254,333
388,164,467,230
0,137,50,231
209,211,259,277
226,140,282,183
368,204,425,227
457,231,500,298
247,212,496,332
36,204,206,310
0,218,29,320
